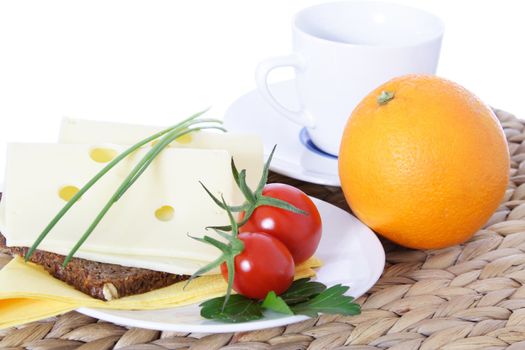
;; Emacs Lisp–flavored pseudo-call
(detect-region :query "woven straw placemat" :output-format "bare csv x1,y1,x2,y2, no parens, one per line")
1,108,525,350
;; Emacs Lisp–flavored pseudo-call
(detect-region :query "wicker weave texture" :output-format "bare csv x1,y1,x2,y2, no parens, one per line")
1,108,525,350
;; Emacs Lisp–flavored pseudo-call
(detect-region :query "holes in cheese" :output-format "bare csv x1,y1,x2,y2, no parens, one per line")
174,133,193,144
89,147,118,163
155,205,175,221
150,139,172,148
58,185,80,202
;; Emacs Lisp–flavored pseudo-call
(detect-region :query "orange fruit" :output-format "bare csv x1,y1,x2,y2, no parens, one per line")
339,75,509,249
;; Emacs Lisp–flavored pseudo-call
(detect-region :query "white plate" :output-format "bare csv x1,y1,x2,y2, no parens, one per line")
77,197,385,333
224,80,341,187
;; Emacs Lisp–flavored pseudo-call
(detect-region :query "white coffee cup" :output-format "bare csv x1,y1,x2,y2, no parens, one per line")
255,1,444,156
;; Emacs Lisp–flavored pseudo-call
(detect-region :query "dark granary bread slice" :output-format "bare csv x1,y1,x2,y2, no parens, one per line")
0,233,189,300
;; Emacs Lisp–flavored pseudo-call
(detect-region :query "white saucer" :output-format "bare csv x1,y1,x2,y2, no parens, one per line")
224,80,341,187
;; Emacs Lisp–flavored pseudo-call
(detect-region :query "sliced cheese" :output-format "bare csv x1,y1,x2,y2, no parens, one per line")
59,117,263,194
1,143,242,275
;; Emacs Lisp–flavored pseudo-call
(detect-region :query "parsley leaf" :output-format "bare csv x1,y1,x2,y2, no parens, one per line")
262,291,293,315
200,294,263,323
280,278,326,305
291,284,361,318
199,279,361,323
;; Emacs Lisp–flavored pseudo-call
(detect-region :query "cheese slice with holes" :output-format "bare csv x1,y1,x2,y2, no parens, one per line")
0,138,262,275
59,117,262,194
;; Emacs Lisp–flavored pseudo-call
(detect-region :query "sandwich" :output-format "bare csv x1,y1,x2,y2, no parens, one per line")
0,117,263,300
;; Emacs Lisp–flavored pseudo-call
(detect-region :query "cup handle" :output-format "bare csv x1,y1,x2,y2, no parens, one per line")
255,54,315,128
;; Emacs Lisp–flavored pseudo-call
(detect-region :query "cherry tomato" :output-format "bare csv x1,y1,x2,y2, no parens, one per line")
221,232,294,300
240,183,322,264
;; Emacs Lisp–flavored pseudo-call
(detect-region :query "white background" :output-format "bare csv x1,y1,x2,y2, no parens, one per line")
0,0,524,174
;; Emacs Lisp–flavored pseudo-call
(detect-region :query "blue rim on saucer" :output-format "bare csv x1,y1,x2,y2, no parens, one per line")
299,128,338,160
